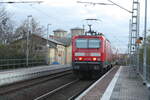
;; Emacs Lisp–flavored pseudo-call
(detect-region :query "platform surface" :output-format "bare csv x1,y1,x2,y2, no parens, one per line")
76,66,150,100
102,66,150,100
0,64,71,86
76,66,119,100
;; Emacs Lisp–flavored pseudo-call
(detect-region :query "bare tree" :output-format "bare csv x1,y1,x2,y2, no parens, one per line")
0,7,14,44
14,17,45,40
14,17,46,58
14,20,28,40
31,18,45,36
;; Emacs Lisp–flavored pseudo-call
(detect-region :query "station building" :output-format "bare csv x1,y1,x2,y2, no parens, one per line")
12,27,84,66
70,27,84,37
53,29,67,38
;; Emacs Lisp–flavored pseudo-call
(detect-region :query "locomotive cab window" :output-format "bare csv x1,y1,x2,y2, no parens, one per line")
76,39,88,48
76,38,100,48
89,39,100,48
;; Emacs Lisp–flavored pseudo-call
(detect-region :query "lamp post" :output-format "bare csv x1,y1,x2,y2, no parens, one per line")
26,15,32,67
143,0,148,84
47,24,51,47
46,24,51,65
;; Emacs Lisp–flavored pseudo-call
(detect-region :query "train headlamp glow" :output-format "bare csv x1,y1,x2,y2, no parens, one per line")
92,57,97,61
79,57,83,61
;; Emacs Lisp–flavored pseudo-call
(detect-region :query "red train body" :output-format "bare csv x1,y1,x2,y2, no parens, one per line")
72,35,113,78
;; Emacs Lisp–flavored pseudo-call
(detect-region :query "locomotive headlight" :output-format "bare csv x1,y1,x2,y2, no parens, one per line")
92,57,97,61
79,57,83,61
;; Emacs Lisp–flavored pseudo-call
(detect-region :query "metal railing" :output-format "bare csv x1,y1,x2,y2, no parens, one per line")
147,65,150,82
0,58,46,70
138,61,150,84
139,62,143,75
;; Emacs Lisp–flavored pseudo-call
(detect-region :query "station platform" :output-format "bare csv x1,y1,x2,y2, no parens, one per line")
76,66,150,100
0,64,71,87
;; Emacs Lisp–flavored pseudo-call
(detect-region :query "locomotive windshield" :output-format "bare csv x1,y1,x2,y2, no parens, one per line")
76,38,100,48
76,39,88,48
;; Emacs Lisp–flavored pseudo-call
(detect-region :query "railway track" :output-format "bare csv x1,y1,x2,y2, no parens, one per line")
0,70,74,96
0,69,95,100
34,79,79,100
0,67,113,100
33,68,115,100
33,79,94,100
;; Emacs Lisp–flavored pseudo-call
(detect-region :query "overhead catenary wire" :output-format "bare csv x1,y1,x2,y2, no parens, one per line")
3,0,54,20
77,1,114,6
29,5,55,19
0,1,43,4
107,0,132,13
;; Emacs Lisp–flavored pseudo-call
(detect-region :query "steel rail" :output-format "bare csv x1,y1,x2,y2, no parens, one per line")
34,79,79,100
0,70,73,95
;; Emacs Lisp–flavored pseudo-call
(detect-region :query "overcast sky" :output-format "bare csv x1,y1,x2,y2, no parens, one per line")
2,0,150,53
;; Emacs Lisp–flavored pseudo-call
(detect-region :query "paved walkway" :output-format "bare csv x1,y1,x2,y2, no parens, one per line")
76,66,119,100
0,64,71,86
101,66,150,100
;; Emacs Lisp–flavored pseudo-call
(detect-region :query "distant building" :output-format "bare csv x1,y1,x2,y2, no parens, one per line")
53,29,67,38
12,34,71,65
71,27,84,37
50,35,72,64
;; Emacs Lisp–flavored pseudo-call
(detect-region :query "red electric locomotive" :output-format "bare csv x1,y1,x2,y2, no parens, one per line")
72,27,113,78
